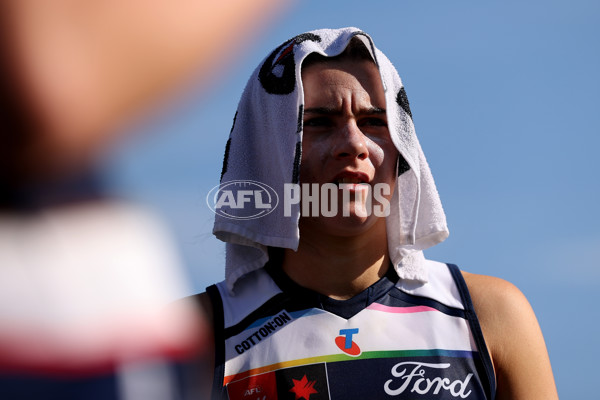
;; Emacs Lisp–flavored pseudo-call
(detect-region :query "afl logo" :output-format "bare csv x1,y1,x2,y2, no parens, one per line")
207,180,279,220
243,385,263,397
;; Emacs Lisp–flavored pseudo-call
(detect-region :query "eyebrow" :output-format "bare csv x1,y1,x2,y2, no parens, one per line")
304,106,386,116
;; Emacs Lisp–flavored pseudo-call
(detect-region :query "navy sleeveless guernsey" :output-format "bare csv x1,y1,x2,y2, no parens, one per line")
207,260,496,400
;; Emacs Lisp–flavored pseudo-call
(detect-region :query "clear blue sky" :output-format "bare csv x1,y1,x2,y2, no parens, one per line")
105,1,599,398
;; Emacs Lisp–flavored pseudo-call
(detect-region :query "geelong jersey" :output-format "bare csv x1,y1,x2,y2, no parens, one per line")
207,260,495,400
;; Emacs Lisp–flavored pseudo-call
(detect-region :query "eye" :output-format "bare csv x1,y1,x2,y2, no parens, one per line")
303,116,333,128
359,117,387,127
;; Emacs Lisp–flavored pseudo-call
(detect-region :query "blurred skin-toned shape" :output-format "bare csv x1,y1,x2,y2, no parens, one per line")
1,0,287,183
0,0,287,377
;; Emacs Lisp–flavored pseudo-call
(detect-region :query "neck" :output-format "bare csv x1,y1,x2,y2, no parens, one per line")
282,219,390,300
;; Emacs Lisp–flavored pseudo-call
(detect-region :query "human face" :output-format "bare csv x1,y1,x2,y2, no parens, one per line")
300,59,398,237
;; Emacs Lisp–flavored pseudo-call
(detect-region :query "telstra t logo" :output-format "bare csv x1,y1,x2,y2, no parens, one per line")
335,328,361,356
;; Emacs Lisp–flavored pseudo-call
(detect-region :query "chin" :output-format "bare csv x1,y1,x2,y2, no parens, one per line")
300,213,385,238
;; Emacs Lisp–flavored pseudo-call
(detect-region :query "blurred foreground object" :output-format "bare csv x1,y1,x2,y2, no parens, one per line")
0,201,203,374
0,0,287,184
0,0,287,396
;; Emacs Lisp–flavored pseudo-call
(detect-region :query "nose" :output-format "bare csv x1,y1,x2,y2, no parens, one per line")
332,121,369,161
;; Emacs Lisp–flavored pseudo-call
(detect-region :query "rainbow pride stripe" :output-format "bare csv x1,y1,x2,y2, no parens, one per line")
224,348,476,385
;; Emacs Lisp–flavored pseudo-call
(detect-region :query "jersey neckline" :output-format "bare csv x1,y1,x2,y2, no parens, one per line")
264,261,399,320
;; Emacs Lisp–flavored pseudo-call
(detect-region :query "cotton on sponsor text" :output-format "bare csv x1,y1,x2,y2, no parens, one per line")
235,312,292,354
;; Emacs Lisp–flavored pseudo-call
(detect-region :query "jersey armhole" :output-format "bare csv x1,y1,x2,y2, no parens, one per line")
447,263,497,400
207,284,227,400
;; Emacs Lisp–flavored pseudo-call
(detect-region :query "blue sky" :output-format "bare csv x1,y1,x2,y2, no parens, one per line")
105,1,599,397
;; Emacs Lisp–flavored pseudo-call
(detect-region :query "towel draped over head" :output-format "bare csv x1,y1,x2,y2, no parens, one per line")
213,27,448,293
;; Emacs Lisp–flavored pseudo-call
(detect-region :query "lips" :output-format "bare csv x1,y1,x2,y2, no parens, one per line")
332,171,370,186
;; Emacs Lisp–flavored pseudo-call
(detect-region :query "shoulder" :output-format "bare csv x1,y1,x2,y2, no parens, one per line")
460,271,543,352
192,291,214,325
461,271,529,329
460,272,533,357
460,271,558,400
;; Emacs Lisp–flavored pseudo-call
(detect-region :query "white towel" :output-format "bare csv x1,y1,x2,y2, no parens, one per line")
213,27,448,293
